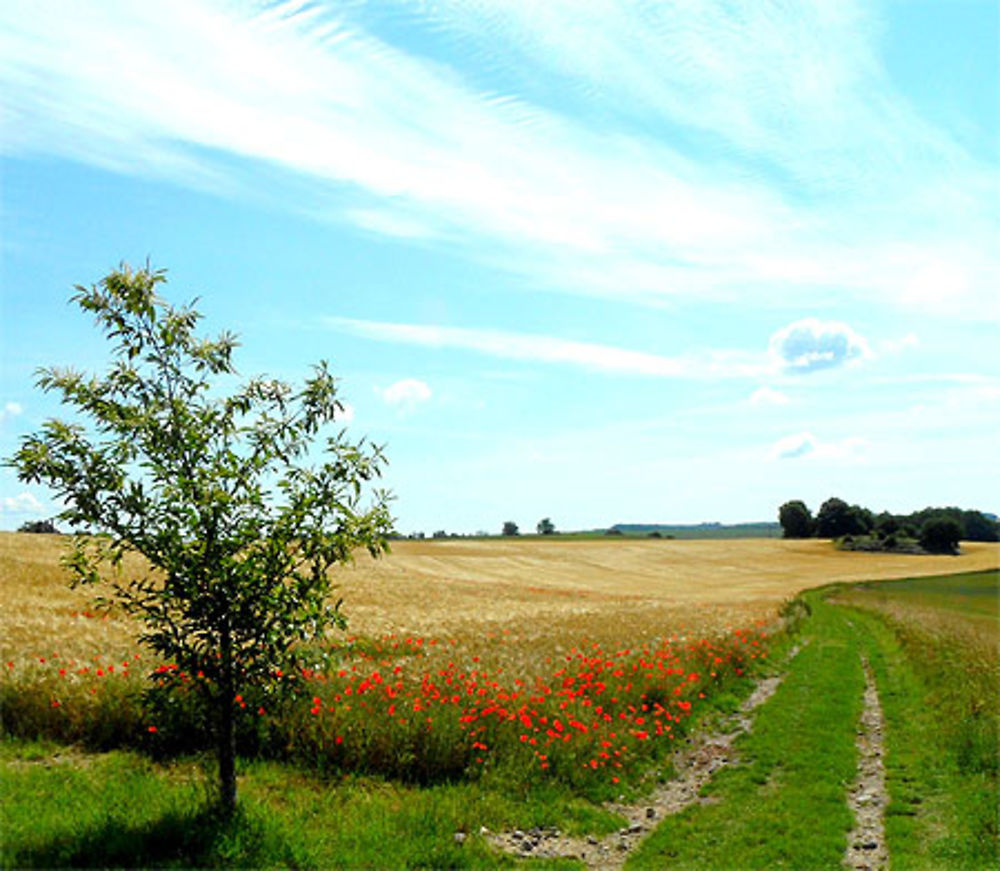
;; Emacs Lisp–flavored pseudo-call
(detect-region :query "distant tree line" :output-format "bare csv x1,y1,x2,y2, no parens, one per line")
778,498,998,554
17,519,60,534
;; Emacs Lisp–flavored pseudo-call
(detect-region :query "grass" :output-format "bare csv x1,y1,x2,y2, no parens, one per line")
0,737,608,868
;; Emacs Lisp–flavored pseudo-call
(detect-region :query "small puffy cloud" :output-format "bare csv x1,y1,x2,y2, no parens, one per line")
336,402,355,424
769,432,867,461
879,332,919,355
749,387,790,406
770,319,871,373
0,401,23,423
770,432,816,460
378,379,432,409
1,492,44,514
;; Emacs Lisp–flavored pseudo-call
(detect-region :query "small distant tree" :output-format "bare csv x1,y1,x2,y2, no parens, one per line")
432,529,447,539
778,500,814,538
920,516,963,554
502,521,519,536
5,265,393,816
536,517,555,535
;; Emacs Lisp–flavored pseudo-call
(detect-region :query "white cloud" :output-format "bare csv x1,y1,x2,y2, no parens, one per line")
329,317,771,380
879,333,919,355
769,319,871,373
769,432,867,461
0,401,23,423
749,387,790,406
378,379,432,408
1,491,44,514
336,401,355,423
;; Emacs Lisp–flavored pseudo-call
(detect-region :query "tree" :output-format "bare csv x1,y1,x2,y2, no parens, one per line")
961,510,999,542
874,511,899,538
502,521,519,536
816,497,870,538
6,265,393,816
778,500,814,538
919,516,963,554
536,517,555,535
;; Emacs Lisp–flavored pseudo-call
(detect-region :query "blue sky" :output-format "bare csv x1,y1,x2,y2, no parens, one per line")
1,0,998,535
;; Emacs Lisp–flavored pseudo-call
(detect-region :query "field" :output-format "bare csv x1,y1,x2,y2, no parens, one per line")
1,532,998,868
4,533,996,671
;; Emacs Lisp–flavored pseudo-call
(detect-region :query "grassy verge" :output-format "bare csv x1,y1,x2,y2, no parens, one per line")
628,570,998,870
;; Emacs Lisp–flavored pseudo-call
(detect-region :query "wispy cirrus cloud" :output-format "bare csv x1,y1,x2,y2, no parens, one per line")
1,1,996,316
328,317,769,380
330,316,882,381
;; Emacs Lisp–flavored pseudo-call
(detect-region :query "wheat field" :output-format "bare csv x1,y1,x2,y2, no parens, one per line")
3,531,996,663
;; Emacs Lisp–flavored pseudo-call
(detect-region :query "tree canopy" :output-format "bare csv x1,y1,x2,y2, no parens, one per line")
6,264,394,814
778,500,814,539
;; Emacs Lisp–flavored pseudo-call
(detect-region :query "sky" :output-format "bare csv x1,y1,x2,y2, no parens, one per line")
1,0,998,536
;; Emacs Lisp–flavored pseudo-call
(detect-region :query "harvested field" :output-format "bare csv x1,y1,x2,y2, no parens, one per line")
336,537,999,637
4,532,995,661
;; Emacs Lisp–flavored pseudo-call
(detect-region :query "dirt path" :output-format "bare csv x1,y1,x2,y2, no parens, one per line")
843,657,889,871
487,649,800,869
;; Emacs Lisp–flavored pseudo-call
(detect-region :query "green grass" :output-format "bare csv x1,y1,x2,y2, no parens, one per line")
0,737,616,869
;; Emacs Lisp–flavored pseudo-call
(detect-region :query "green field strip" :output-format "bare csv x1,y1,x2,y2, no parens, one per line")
842,606,998,869
626,604,867,870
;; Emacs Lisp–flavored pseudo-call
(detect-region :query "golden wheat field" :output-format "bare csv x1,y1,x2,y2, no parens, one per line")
2,531,996,665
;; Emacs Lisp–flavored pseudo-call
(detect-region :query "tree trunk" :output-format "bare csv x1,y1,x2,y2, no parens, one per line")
218,622,237,817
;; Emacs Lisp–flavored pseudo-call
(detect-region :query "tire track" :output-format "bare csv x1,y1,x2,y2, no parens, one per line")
843,656,889,870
